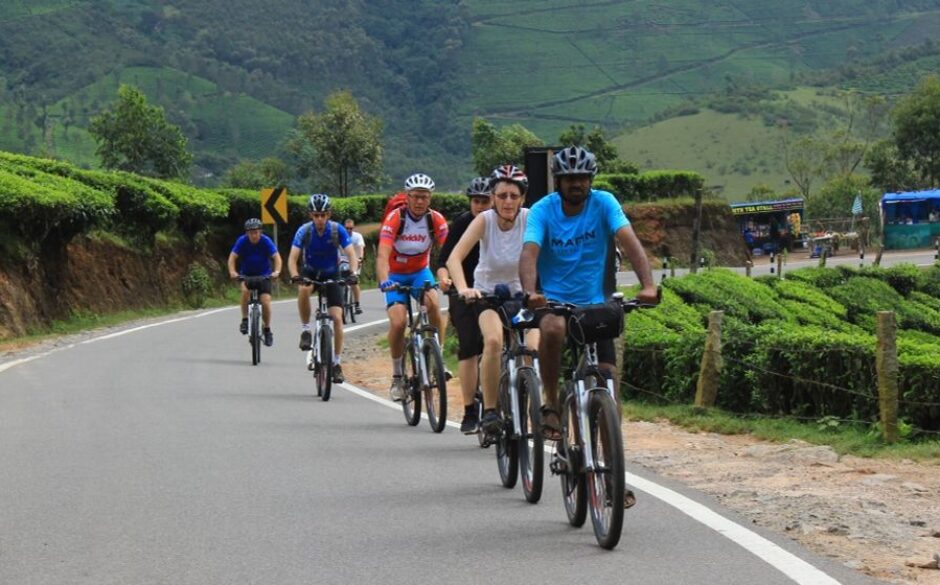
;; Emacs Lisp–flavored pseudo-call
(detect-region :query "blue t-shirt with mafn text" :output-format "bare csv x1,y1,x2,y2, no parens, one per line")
523,189,629,305
231,234,277,276
291,221,351,275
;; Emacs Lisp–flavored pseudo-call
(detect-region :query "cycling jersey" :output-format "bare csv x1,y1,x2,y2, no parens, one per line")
339,231,365,264
231,234,277,277
524,189,629,305
379,208,448,274
291,221,351,276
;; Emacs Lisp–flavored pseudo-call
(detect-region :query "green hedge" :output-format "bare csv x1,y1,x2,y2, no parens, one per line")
595,170,705,202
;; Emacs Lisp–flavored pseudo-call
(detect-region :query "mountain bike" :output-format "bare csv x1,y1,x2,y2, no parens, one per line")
390,281,447,432
238,276,269,366
477,293,544,503
542,293,655,549
299,276,343,402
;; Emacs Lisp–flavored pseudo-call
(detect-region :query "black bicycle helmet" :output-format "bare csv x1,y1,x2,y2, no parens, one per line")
244,217,263,230
307,193,332,212
490,164,529,194
551,145,598,177
465,176,492,197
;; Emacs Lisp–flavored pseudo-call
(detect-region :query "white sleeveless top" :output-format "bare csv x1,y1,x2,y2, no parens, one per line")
473,208,528,294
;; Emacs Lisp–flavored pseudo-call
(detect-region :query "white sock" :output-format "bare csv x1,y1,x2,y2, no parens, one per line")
301,323,310,331
333,353,341,366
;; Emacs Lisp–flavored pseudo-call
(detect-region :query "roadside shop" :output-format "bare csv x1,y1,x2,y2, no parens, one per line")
730,198,804,255
881,189,940,249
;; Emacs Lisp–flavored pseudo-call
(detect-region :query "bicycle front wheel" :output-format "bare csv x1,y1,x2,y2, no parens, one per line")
402,342,421,426
250,306,261,366
496,373,518,488
560,383,587,527
587,390,625,549
422,338,447,433
518,368,544,503
318,323,333,402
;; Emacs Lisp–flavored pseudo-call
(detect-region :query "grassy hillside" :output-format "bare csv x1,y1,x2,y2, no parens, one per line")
1,0,939,189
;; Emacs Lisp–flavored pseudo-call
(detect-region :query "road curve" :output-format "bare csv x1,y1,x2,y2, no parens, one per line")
0,289,881,585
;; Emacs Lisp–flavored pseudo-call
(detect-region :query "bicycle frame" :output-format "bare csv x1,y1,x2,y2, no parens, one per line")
566,342,613,474
400,282,438,388
304,278,338,371
500,309,540,442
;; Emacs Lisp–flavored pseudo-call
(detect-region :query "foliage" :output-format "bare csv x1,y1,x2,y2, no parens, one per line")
470,118,541,176
805,174,879,221
181,263,212,308
892,75,940,186
864,140,920,194
284,91,383,197
222,157,291,190
88,85,192,179
595,171,705,202
557,125,619,168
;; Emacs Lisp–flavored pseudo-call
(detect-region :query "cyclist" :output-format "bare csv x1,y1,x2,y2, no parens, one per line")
447,165,533,440
376,173,449,401
435,176,493,433
228,217,282,346
288,194,360,384
519,146,657,440
340,218,366,315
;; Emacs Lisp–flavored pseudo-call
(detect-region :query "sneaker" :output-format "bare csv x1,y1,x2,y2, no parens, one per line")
354,302,363,315
299,330,312,351
239,319,248,335
481,409,501,439
389,375,405,402
332,364,344,383
444,369,454,381
460,406,479,434
263,328,273,347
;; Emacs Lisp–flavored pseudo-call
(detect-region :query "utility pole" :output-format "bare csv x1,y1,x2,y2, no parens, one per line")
690,187,703,274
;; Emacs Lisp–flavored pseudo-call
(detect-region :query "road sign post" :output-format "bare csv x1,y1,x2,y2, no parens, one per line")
261,187,288,295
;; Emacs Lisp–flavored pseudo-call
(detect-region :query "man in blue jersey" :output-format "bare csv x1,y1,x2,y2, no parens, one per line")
520,146,657,439
288,194,360,383
228,217,282,346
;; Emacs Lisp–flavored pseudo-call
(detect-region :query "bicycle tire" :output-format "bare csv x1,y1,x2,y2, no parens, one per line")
560,384,587,527
347,286,357,324
496,373,518,488
422,337,447,433
250,305,261,366
402,341,421,426
474,390,486,448
318,322,333,402
518,368,544,503
587,390,625,549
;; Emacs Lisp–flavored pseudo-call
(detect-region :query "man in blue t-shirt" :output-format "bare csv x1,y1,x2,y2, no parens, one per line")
520,145,657,440
288,194,360,383
228,217,282,346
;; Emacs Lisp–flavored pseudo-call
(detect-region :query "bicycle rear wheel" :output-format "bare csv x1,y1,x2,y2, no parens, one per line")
587,390,625,549
496,373,518,488
518,368,544,503
318,323,333,402
347,286,357,324
422,338,447,433
560,384,586,527
250,306,261,366
402,342,421,426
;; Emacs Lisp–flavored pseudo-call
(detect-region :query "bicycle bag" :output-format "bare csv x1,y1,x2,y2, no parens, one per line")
567,300,624,345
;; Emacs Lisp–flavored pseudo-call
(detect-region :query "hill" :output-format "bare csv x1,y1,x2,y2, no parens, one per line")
1,1,940,188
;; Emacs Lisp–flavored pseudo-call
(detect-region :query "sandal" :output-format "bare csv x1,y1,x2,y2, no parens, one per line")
539,405,562,441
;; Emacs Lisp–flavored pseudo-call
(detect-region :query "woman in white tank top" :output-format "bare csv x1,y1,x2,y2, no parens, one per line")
446,165,539,438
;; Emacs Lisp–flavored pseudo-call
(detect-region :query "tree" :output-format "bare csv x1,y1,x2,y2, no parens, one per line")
88,84,192,179
865,140,919,194
471,118,541,176
558,124,622,169
781,133,825,199
222,157,291,190
806,174,878,222
891,75,940,186
285,90,383,196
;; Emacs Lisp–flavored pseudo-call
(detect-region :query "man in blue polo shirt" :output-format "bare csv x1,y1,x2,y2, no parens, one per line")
228,217,282,346
288,194,359,383
520,146,657,437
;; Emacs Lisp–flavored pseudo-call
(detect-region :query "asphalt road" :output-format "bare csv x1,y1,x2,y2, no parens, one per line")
0,285,891,585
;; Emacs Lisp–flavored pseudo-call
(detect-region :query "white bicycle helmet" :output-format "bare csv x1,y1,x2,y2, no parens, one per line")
465,176,492,197
404,173,435,192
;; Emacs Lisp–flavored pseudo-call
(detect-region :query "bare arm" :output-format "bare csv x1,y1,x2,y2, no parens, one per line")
288,246,302,280
376,243,391,284
271,252,282,278
227,252,239,279
446,213,486,295
519,242,540,294
615,225,658,303
342,243,359,274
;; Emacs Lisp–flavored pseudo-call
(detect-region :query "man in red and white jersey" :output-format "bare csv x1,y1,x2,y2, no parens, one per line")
376,173,449,401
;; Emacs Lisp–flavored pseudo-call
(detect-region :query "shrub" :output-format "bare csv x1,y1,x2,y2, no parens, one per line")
784,266,846,289
181,263,212,308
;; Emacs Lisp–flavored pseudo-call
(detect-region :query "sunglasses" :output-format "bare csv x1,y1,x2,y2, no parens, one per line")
494,192,523,201
311,212,329,219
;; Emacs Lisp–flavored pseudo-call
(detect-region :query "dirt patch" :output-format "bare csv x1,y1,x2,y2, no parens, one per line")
343,329,940,585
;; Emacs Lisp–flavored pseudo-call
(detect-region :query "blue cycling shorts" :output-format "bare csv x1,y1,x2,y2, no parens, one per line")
384,267,437,307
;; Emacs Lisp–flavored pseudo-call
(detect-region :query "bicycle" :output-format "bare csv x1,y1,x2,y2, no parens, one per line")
540,293,654,549
298,276,343,402
340,268,358,325
238,275,269,366
476,293,544,503
389,281,447,433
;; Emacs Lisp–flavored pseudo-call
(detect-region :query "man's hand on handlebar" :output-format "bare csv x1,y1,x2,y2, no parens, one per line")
636,285,661,305
458,287,482,301
345,274,359,285
524,292,546,309
379,279,396,292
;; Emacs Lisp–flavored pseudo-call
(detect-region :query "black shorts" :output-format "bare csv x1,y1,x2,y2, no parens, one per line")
243,276,272,296
450,295,484,360
302,268,344,308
